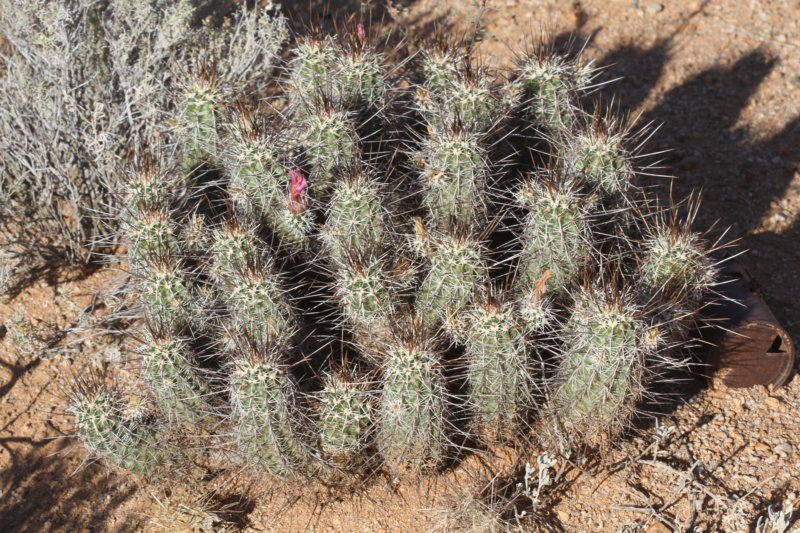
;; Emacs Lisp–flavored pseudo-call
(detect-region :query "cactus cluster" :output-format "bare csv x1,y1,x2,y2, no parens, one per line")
73,25,720,488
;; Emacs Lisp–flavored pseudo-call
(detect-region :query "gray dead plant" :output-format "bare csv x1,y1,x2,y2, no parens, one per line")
0,0,287,295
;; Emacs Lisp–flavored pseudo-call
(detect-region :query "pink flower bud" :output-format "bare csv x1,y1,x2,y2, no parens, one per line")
288,168,309,215
357,23,366,46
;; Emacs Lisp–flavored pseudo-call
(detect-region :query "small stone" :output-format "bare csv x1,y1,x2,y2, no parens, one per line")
765,397,782,410
646,522,672,533
645,2,664,14
775,443,793,455
557,510,569,523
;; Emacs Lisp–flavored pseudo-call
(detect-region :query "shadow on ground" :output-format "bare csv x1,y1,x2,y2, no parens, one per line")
591,12,800,348
0,438,140,532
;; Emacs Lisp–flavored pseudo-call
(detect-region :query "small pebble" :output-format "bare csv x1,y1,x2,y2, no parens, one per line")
765,397,782,410
775,442,793,455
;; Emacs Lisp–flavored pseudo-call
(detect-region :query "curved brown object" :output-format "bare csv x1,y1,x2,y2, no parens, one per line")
702,263,796,388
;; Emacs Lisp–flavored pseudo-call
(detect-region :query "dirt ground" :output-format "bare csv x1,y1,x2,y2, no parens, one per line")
2,0,799,531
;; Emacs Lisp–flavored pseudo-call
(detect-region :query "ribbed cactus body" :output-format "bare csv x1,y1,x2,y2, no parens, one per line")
420,131,488,231
182,81,220,170
126,171,173,215
447,79,496,132
230,357,314,477
463,298,532,440
127,210,180,269
318,376,373,462
417,49,462,129
336,50,385,108
638,225,715,341
640,229,713,302
141,336,207,424
226,135,285,222
517,56,579,138
552,291,647,442
416,232,486,326
570,131,631,199
183,214,210,258
517,180,591,293
378,339,447,470
272,202,315,250
517,286,556,335
325,174,385,263
227,270,294,350
212,225,267,282
290,38,337,102
336,260,392,327
72,392,156,474
141,262,194,333
303,109,356,186
421,49,461,94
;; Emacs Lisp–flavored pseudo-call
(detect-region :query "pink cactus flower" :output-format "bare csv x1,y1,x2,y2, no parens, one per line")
287,168,309,215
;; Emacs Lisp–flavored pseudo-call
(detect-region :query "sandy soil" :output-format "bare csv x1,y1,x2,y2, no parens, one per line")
2,0,799,531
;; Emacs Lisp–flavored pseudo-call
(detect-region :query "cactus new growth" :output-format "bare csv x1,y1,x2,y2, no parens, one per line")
226,268,295,352
290,38,338,102
125,167,174,216
420,48,462,94
570,126,632,200
336,47,386,109
211,224,268,282
126,210,181,269
324,171,386,263
70,17,723,508
224,125,287,223
140,261,196,334
419,129,489,231
416,229,487,327
335,259,392,327
446,77,497,133
640,223,715,304
515,51,589,139
302,107,358,186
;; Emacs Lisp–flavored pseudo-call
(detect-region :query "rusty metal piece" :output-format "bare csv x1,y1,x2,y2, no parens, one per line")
702,263,795,388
